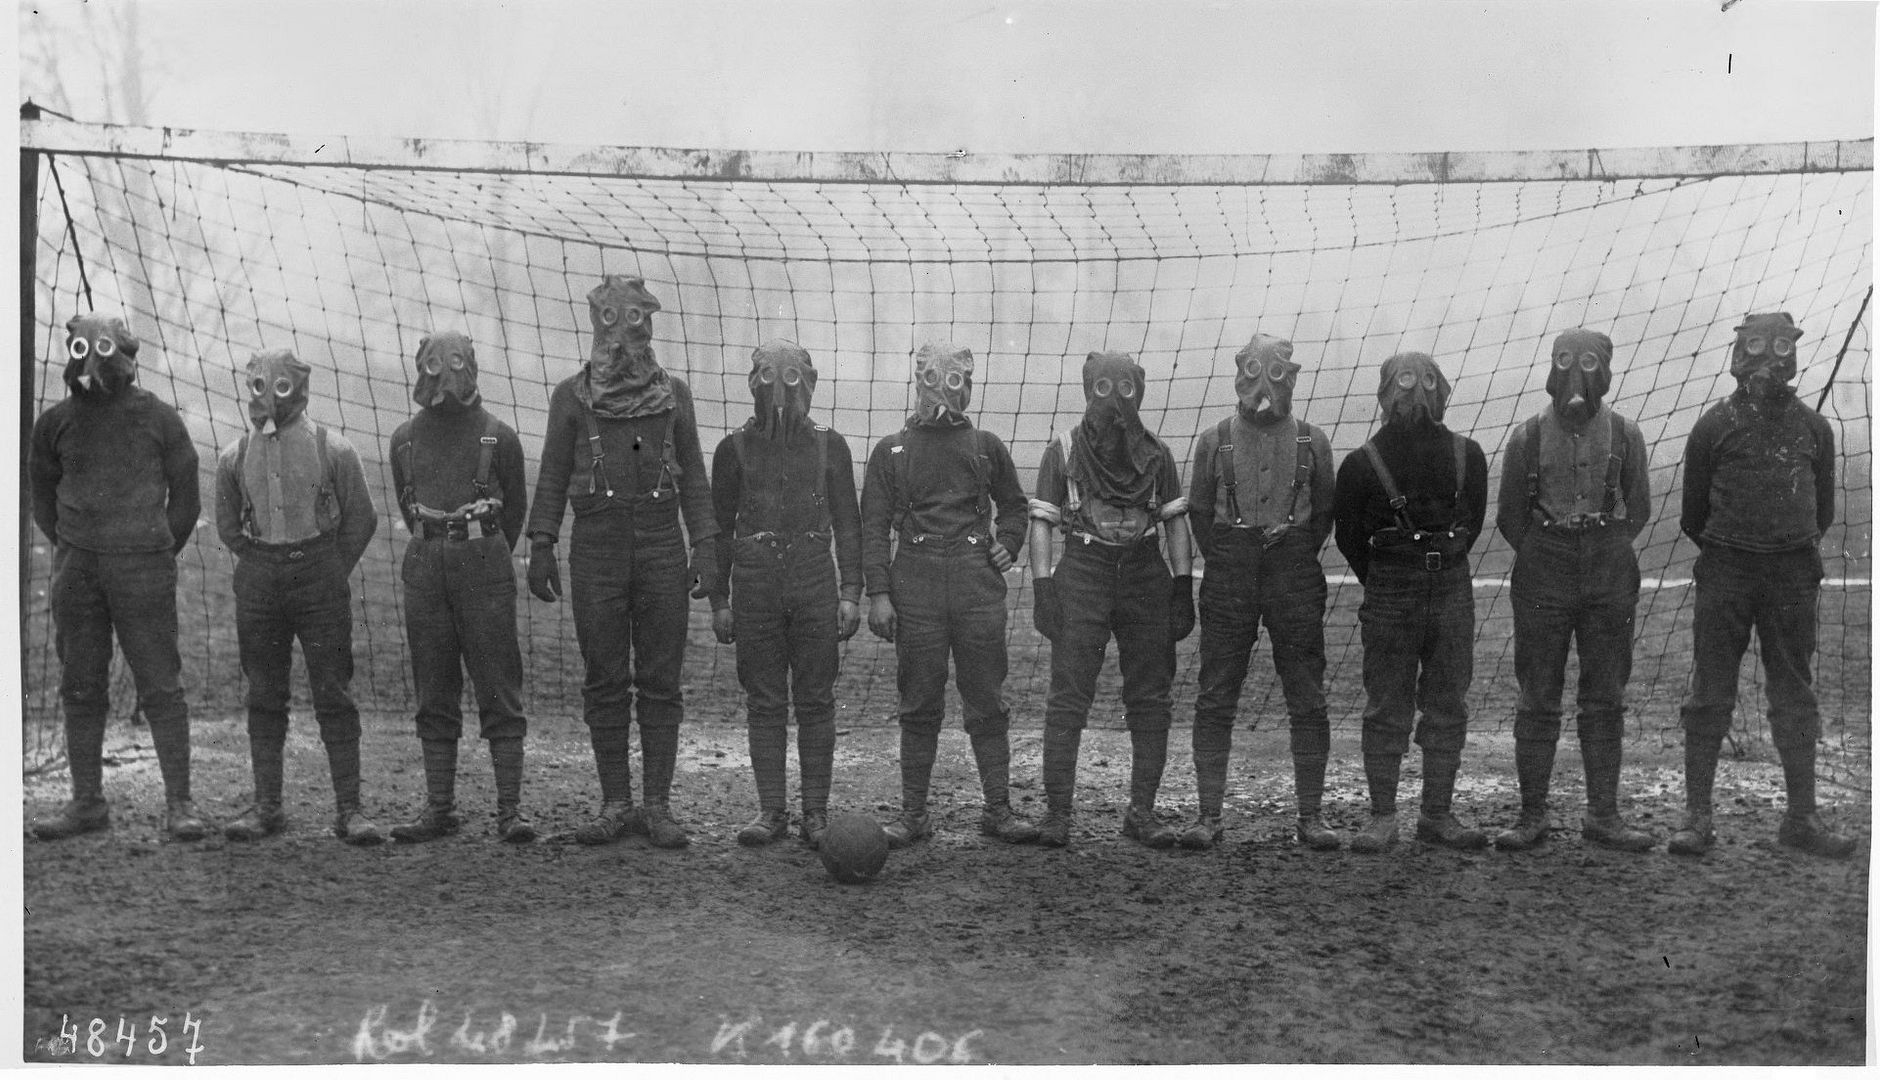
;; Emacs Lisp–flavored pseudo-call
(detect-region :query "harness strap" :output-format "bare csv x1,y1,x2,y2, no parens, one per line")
892,427,993,537
1362,430,1466,536
1285,421,1312,526
1213,416,1241,526
473,411,500,498
238,422,334,538
1526,411,1627,523
1601,410,1625,517
1524,414,1546,524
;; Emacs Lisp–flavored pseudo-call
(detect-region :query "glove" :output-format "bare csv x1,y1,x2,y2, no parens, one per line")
689,536,721,601
527,536,561,602
1168,573,1196,643
711,607,735,645
1032,577,1063,644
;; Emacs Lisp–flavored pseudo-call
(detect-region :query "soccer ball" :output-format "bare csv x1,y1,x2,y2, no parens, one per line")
819,813,890,884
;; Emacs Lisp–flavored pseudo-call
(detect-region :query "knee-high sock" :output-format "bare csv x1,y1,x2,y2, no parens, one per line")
489,737,523,812
1577,735,1624,819
422,738,458,806
898,726,939,815
1192,723,1232,819
1683,729,1725,813
748,724,789,812
1042,726,1082,814
64,712,107,802
1420,749,1462,816
641,725,680,808
1363,752,1401,816
968,731,1014,812
326,738,363,813
1776,740,1819,819
1516,736,1558,815
1129,728,1170,810
589,727,634,804
145,715,192,802
798,719,835,815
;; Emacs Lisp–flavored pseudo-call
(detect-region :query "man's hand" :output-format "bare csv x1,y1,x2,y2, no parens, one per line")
837,599,862,641
868,594,897,642
989,540,1015,572
1032,577,1062,643
527,536,562,602
711,608,735,645
689,538,721,601
1168,573,1196,642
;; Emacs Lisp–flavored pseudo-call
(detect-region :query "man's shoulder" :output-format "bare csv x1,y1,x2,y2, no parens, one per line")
388,417,416,448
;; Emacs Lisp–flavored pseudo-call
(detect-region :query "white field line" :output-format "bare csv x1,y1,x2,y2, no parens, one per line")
1309,574,1872,589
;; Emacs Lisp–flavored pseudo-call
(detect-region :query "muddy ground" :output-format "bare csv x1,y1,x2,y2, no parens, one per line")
20,708,1868,1066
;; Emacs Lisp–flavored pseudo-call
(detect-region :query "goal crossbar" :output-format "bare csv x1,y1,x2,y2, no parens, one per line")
19,113,1875,186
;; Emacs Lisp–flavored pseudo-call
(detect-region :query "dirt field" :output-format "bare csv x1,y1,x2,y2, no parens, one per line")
21,708,1868,1066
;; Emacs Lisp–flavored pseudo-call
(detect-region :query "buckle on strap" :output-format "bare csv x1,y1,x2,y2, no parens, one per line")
1423,550,1444,572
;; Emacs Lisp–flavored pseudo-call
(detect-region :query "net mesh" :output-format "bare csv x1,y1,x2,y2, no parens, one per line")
23,136,1872,788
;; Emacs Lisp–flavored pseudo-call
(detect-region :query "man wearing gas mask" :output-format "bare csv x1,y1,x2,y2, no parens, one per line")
1492,329,1654,853
1183,334,1337,850
526,277,719,849
1029,352,1195,848
860,342,1037,847
386,331,533,844
29,314,205,841
1333,352,1488,853
707,341,862,849
216,349,381,844
1671,312,1852,859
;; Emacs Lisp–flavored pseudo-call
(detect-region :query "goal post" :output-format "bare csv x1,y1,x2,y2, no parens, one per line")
19,113,1872,787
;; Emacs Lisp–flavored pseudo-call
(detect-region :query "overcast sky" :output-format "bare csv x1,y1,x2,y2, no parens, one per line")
16,0,1877,155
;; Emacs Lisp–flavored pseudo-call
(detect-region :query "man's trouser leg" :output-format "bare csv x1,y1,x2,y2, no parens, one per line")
627,518,691,818
104,551,193,807
887,549,954,833
235,555,295,811
1507,531,1573,843
1572,530,1649,848
1676,546,1756,852
1192,527,1260,828
286,548,366,818
733,553,792,817
1113,542,1176,847
571,517,637,807
43,547,115,836
785,551,841,820
1264,534,1332,829
1041,544,1120,836
1756,549,1825,817
1357,565,1421,821
455,535,528,814
1412,567,1481,848
404,539,465,814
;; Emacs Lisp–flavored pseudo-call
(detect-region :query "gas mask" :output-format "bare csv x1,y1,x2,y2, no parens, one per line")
62,314,140,398
244,349,312,435
912,342,973,426
1082,350,1147,442
749,339,817,440
1233,333,1298,423
1545,328,1613,424
1377,351,1450,430
1730,312,1802,404
588,276,661,374
413,330,481,412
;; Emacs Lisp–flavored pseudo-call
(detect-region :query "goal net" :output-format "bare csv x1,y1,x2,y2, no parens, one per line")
21,115,1872,787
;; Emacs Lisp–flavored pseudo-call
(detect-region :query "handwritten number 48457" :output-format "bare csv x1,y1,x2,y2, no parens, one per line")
55,1013,206,1064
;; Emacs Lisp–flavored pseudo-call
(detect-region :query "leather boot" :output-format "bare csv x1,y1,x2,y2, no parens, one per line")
1350,751,1402,854
490,737,534,842
1039,725,1081,848
1416,749,1486,851
1182,722,1231,850
1580,734,1653,852
885,725,939,848
1495,737,1555,851
1776,740,1855,858
1292,750,1341,850
971,731,1040,843
1122,728,1177,848
393,739,461,843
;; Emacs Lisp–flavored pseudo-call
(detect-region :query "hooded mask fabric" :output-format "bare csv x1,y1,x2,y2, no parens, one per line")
1234,333,1299,423
1544,328,1613,424
584,276,674,420
245,348,313,435
1069,350,1162,508
1730,311,1803,403
62,314,140,398
911,342,973,427
413,330,481,412
1377,351,1451,429
749,339,818,441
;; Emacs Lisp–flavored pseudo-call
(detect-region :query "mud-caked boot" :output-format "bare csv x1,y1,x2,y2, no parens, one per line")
334,805,386,846
575,800,643,845
1666,809,1715,857
1122,728,1177,849
495,807,537,844
738,808,792,847
1122,805,1178,849
489,736,535,842
1038,725,1080,849
1037,806,1072,848
31,796,110,841
1178,813,1224,851
641,801,691,850
1416,750,1487,851
970,730,1040,843
1496,807,1551,852
391,802,462,843
1292,746,1341,851
1779,812,1857,859
1350,751,1401,854
1579,734,1653,852
1296,814,1342,851
165,799,210,842
1496,736,1554,851
223,802,286,842
882,809,932,849
799,808,828,850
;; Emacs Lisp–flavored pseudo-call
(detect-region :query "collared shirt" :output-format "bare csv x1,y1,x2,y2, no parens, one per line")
1187,414,1334,554
1030,429,1185,546
215,416,378,567
1681,390,1835,553
1494,404,1651,549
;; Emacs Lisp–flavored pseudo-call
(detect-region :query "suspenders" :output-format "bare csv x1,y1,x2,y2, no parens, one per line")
734,424,832,542
1360,431,1469,571
1525,411,1626,526
890,426,994,541
1213,415,1313,528
582,406,677,503
237,421,335,540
